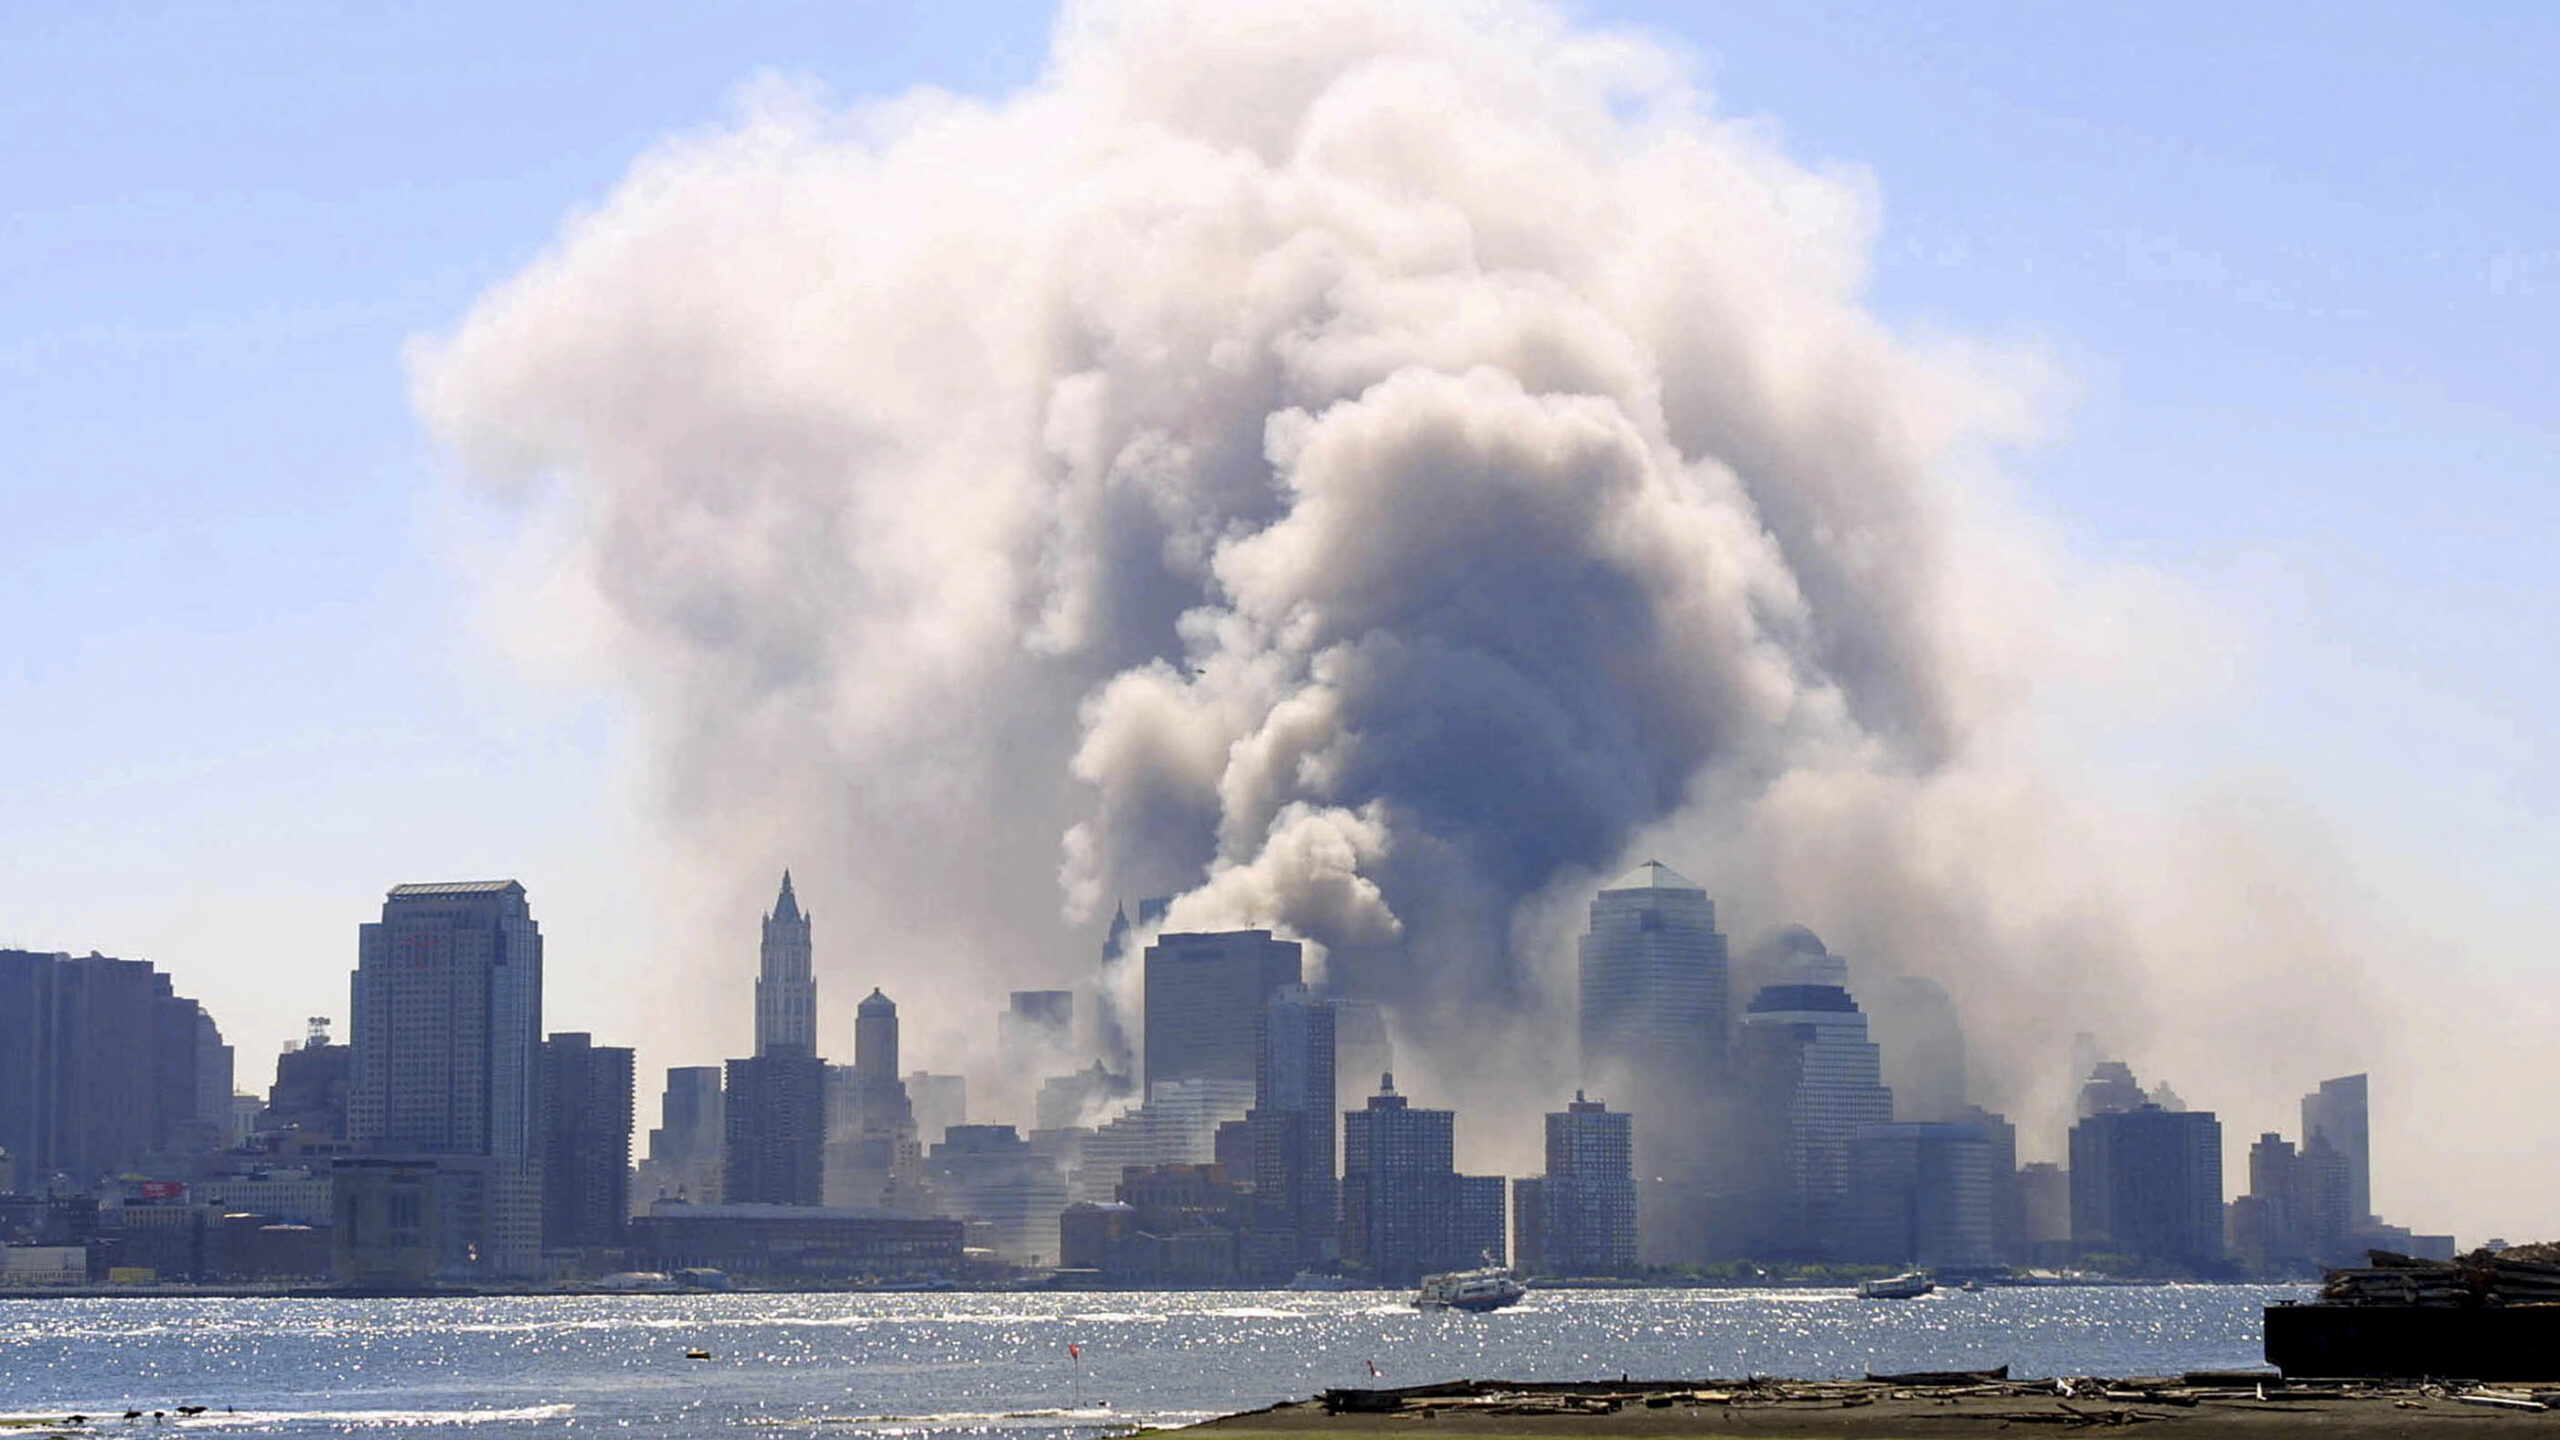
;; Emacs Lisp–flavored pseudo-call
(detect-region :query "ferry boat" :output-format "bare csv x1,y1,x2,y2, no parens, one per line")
1858,1271,1935,1300
1415,1267,1528,1312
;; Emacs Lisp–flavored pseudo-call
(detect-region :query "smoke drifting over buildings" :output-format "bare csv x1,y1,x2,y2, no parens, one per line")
413,0,2379,1164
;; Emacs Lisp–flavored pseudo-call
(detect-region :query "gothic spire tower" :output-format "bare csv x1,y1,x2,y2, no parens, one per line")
755,871,816,1056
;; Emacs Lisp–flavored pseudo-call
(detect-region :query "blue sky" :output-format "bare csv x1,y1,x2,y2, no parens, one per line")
4,3,2554,1230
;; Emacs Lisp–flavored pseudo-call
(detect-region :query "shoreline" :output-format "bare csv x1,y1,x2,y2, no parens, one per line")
0,1278,2308,1302
1183,1376,2560,1438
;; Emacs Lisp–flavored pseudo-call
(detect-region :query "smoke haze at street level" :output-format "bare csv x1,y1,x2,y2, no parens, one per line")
379,0,2512,1227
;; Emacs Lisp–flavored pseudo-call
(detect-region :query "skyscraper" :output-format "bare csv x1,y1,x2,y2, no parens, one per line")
1142,930,1302,1095
346,880,546,1278
539,1032,634,1252
1869,975,1967,1123
1576,862,1727,1172
1339,1074,1506,1284
1735,979,1896,1258
0,949,234,1183
1247,984,1337,1274
1519,1092,1637,1277
2301,1074,2371,1226
1841,1121,1997,1269
724,1051,826,1206
756,872,815,1058
825,988,921,1209
2068,1104,2224,1270
638,1066,724,1207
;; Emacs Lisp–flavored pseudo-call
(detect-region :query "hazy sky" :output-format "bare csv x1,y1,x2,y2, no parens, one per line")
5,2,2554,1239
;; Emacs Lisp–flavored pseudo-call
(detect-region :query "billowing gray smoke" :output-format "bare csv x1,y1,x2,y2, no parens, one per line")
413,0,2381,1167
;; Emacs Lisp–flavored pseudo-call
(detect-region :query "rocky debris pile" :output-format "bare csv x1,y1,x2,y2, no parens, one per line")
1306,1374,2560,1427
2323,1245,2560,1308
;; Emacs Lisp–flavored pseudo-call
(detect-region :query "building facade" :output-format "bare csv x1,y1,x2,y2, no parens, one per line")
539,1032,634,1252
1142,930,1302,1095
346,880,544,1278
1735,981,1896,1259
1519,1092,1637,1276
2301,1074,2371,1227
1577,863,1728,1152
637,1066,724,1209
2068,1104,2224,1271
1340,1074,1506,1284
1246,984,1337,1275
755,872,816,1058
1841,1121,1998,1269
0,949,235,1185
723,1051,826,1207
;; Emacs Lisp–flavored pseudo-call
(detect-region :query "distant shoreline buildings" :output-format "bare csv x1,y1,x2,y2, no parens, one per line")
0,860,2456,1288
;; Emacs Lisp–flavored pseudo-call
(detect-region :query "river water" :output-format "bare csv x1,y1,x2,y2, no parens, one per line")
1,1286,2307,1438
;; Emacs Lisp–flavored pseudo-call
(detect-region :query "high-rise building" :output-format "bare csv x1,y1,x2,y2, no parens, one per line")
1339,1074,1506,1284
2068,1104,2223,1270
539,1032,634,1251
825,989,921,1210
1516,1092,1637,1277
927,1124,1070,1265
2077,1060,2146,1118
1576,863,1727,1179
1735,980,1895,1258
637,1066,724,1208
1841,1121,1997,1269
0,950,235,1184
755,872,816,1058
723,1051,826,1206
905,1073,967,1150
2301,1074,2371,1226
2231,1131,2304,1272
1869,975,1967,1123
345,880,545,1278
1246,985,1337,1275
1142,930,1302,1096
259,1020,352,1142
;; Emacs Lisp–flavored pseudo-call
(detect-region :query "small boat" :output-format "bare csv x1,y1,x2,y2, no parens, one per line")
1415,1267,1528,1312
1287,1271,1358,1291
1858,1272,1935,1300
684,1348,712,1360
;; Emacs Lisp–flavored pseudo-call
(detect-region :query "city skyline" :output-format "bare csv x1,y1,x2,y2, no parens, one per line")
4,0,2554,1246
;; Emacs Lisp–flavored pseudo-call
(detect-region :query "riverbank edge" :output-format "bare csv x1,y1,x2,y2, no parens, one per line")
1177,1376,2560,1438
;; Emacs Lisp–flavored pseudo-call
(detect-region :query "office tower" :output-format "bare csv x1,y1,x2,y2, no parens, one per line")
755,872,815,1057
539,1032,634,1251
2017,1161,2070,1261
1339,1074,1506,1284
1955,1105,2024,1263
1869,975,1967,1123
260,1019,352,1142
1841,1121,1997,1269
2077,1060,2146,1117
1246,985,1337,1275
2068,1104,2223,1269
723,1051,825,1206
345,880,545,1278
824,989,920,1209
1002,991,1074,1062
1330,1000,1394,1119
638,1066,724,1207
1576,863,1727,1180
1142,930,1302,1095
905,1073,966,1149
1517,1092,1637,1277
2301,1074,2371,1225
927,1125,1070,1264
0,949,236,1184
1036,1061,1135,1133
1734,979,1895,1258
2231,1132,2304,1272
2297,1132,2356,1264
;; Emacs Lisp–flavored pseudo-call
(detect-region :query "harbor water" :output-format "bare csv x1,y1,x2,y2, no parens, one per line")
2,1285,2308,1438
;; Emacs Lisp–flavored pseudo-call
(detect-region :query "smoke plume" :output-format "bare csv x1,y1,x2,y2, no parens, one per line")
414,0,2379,1168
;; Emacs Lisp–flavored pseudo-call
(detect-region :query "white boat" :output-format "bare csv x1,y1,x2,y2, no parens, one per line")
1414,1267,1528,1312
1287,1271,1359,1291
1858,1271,1935,1300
